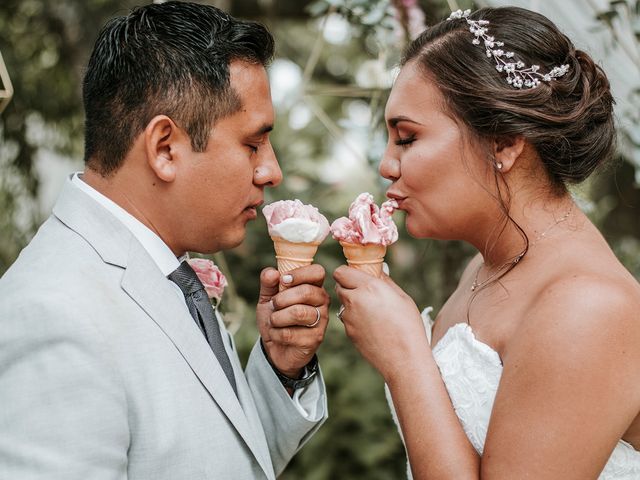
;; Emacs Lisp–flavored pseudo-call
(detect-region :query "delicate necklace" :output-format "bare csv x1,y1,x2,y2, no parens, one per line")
470,207,573,292
470,252,524,292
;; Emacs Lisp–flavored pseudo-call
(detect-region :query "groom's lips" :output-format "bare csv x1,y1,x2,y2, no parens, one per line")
243,200,263,219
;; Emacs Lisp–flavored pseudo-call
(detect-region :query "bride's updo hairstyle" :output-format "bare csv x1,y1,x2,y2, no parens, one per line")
402,7,615,192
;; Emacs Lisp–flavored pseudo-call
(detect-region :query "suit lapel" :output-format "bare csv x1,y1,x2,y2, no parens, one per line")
215,310,273,469
53,178,274,479
121,244,273,477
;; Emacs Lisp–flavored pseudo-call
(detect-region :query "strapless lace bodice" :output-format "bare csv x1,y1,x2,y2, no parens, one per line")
387,309,640,479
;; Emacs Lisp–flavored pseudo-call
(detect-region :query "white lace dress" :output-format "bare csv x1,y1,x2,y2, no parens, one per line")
386,308,640,479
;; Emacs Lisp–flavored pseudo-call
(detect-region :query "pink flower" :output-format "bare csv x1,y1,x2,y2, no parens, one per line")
187,258,227,302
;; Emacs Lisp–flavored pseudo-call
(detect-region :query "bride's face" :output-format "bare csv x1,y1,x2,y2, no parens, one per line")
381,62,498,240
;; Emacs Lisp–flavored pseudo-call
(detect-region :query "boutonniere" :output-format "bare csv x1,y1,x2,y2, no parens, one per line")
187,258,227,305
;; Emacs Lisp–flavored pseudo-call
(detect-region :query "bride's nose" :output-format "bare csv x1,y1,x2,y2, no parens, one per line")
379,151,400,182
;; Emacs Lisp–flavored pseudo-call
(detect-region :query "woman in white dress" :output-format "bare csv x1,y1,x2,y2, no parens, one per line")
334,7,640,479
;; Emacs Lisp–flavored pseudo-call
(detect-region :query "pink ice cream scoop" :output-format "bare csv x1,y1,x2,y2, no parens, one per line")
330,193,398,246
262,199,330,243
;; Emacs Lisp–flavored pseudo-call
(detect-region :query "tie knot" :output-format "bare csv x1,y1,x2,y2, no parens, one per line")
168,261,206,297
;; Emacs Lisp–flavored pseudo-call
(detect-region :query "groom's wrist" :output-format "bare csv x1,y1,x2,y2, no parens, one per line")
260,339,318,390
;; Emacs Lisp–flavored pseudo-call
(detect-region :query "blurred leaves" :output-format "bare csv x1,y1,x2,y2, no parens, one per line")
0,0,141,271
309,0,397,29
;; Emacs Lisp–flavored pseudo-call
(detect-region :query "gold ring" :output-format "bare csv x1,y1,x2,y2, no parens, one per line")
337,305,345,321
306,307,321,328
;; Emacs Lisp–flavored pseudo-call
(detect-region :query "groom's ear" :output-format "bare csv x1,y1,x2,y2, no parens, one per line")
144,115,181,183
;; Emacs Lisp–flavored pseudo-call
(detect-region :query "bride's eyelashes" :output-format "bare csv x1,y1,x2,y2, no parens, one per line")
395,134,416,148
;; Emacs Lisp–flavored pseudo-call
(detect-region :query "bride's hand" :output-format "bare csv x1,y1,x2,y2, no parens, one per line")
333,265,429,381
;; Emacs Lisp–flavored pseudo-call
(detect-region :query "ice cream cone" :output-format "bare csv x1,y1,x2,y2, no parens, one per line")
271,236,321,290
339,241,387,278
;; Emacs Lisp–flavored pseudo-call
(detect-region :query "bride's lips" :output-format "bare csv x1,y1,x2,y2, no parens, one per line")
386,192,406,209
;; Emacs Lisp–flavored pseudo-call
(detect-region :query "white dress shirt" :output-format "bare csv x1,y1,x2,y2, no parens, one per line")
71,173,318,418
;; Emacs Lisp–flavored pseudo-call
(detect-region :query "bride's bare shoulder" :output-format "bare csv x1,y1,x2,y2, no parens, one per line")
525,229,640,320
489,265,640,473
511,261,640,365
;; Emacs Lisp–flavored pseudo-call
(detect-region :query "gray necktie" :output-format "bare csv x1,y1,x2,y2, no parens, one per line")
168,261,237,396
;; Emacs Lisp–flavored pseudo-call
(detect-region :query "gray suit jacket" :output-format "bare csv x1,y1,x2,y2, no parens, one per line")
0,179,327,479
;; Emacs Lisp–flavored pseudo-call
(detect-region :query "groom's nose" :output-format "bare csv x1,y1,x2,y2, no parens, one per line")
254,142,282,187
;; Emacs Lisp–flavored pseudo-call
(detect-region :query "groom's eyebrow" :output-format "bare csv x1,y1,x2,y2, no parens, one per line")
251,124,274,137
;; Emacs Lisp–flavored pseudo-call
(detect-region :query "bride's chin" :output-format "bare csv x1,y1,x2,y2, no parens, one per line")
405,212,442,239
404,216,428,239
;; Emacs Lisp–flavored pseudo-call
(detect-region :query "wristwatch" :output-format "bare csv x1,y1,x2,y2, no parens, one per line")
260,340,319,390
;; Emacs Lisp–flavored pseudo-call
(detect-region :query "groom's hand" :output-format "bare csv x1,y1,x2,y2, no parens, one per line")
257,265,329,378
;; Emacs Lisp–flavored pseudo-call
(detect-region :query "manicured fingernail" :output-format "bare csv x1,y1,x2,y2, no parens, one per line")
282,274,293,284
382,262,390,275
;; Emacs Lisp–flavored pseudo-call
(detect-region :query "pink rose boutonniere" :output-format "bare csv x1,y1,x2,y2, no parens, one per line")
187,258,227,304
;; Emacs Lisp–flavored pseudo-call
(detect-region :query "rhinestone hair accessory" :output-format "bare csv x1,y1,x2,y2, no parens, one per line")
447,9,570,89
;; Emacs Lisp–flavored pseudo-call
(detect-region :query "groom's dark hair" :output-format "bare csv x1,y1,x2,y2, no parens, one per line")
82,1,274,175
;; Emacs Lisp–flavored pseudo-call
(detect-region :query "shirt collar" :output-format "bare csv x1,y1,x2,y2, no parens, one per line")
71,172,181,276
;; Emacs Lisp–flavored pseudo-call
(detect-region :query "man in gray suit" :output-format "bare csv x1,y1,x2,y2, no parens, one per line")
0,2,329,478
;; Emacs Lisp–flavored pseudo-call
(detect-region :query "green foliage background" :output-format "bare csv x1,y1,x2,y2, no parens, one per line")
1,1,638,478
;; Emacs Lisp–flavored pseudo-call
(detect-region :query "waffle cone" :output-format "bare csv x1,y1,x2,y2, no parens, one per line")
271,236,321,290
339,241,387,278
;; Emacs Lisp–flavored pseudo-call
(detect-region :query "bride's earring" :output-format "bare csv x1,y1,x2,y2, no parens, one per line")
496,161,503,170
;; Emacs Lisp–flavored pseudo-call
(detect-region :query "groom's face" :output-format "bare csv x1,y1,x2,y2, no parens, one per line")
176,61,282,253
